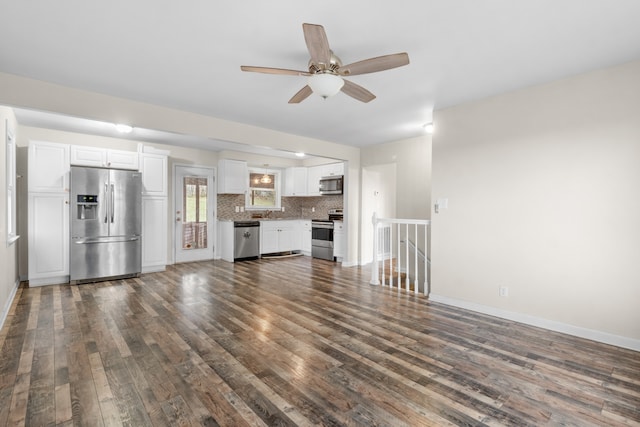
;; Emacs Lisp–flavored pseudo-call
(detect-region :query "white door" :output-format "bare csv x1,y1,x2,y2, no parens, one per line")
174,165,215,263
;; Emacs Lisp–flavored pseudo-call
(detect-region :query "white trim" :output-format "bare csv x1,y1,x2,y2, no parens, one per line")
0,279,20,331
429,294,640,352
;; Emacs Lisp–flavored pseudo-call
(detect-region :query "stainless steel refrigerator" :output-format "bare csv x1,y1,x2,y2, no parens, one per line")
70,166,142,284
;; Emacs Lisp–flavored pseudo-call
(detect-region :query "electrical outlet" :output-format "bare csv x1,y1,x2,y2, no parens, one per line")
499,286,509,297
312,207,315,212
240,206,244,212
282,206,285,212
235,206,239,213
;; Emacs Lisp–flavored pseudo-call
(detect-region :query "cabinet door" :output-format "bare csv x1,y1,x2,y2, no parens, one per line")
307,165,322,196
284,167,308,196
333,221,345,258
70,145,106,167
28,193,69,283
29,141,70,193
141,196,167,272
107,149,139,170
140,153,168,196
278,225,295,252
324,162,344,176
301,221,312,254
218,159,248,194
260,224,279,254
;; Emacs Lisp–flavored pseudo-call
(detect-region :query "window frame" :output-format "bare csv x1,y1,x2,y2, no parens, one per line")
245,167,282,211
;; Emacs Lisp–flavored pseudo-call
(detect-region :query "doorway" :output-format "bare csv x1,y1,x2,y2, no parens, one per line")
361,163,397,265
174,165,216,263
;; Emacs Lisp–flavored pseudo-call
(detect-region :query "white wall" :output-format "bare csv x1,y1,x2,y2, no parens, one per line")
431,60,640,349
0,107,19,329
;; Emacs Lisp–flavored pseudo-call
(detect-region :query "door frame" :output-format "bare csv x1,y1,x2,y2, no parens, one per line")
173,164,217,264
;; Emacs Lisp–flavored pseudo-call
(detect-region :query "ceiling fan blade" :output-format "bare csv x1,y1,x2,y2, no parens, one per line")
303,23,331,66
288,85,313,104
241,66,309,76
341,80,376,103
339,53,410,76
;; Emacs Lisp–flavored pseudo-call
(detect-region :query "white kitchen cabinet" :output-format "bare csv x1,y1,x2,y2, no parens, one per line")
218,221,234,262
140,152,168,196
28,193,69,286
141,197,167,272
284,167,308,196
333,220,345,261
300,220,312,255
28,140,70,193
70,145,139,170
218,159,248,194
28,140,71,286
307,165,323,196
323,162,344,177
260,220,299,254
139,148,169,272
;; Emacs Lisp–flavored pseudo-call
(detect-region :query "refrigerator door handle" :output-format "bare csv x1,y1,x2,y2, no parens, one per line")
104,183,109,223
110,183,115,223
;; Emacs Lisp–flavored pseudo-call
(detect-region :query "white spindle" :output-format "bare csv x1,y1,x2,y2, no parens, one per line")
424,224,428,295
414,224,419,294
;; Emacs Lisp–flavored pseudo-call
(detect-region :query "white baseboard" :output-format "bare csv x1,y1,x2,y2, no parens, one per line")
0,278,20,331
429,294,640,352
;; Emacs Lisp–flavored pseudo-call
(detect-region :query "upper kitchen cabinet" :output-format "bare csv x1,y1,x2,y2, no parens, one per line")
70,145,139,170
284,167,308,196
323,162,344,177
28,140,70,193
218,159,248,194
307,165,323,196
139,151,168,196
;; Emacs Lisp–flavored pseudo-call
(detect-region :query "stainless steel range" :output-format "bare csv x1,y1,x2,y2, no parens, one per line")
311,208,343,261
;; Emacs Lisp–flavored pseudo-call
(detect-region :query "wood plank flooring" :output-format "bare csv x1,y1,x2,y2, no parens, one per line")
1,256,639,426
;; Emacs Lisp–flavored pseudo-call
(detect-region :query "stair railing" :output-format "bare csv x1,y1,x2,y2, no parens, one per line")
370,212,430,295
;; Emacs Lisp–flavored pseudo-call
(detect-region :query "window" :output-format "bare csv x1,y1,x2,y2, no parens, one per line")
246,168,281,210
6,120,18,245
182,176,208,249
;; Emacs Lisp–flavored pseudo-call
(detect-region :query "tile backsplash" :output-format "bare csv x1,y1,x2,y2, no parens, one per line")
217,194,343,221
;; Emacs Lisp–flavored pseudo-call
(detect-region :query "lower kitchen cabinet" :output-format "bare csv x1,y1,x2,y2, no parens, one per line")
28,192,69,286
260,220,299,254
141,196,167,272
300,220,312,255
333,220,345,260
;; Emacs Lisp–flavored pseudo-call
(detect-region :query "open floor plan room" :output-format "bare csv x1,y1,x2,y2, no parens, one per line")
0,257,638,426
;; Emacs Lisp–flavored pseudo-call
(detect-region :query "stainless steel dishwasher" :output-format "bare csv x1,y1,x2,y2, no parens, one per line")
234,221,260,260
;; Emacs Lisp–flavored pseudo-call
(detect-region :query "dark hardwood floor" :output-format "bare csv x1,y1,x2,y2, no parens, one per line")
0,257,639,426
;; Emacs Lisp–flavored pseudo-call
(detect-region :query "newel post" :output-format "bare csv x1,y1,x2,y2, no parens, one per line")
370,212,380,285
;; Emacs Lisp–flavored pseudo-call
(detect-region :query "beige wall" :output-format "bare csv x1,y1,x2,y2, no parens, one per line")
431,60,640,347
0,107,19,328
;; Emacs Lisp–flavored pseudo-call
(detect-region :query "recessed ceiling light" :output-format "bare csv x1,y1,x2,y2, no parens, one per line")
115,123,133,133
423,123,434,134
295,152,305,157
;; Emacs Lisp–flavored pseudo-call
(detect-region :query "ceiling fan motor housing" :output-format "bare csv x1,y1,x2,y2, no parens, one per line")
309,51,342,74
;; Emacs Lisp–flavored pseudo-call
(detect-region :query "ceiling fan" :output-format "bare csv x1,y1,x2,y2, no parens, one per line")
240,23,410,104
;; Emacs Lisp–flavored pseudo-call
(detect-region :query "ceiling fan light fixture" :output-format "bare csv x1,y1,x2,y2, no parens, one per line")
307,73,344,99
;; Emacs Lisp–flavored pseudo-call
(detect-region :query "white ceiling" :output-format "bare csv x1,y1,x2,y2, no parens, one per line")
2,1,640,153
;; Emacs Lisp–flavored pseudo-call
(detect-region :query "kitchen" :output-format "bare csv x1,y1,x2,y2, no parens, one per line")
18,124,352,288
215,159,347,263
